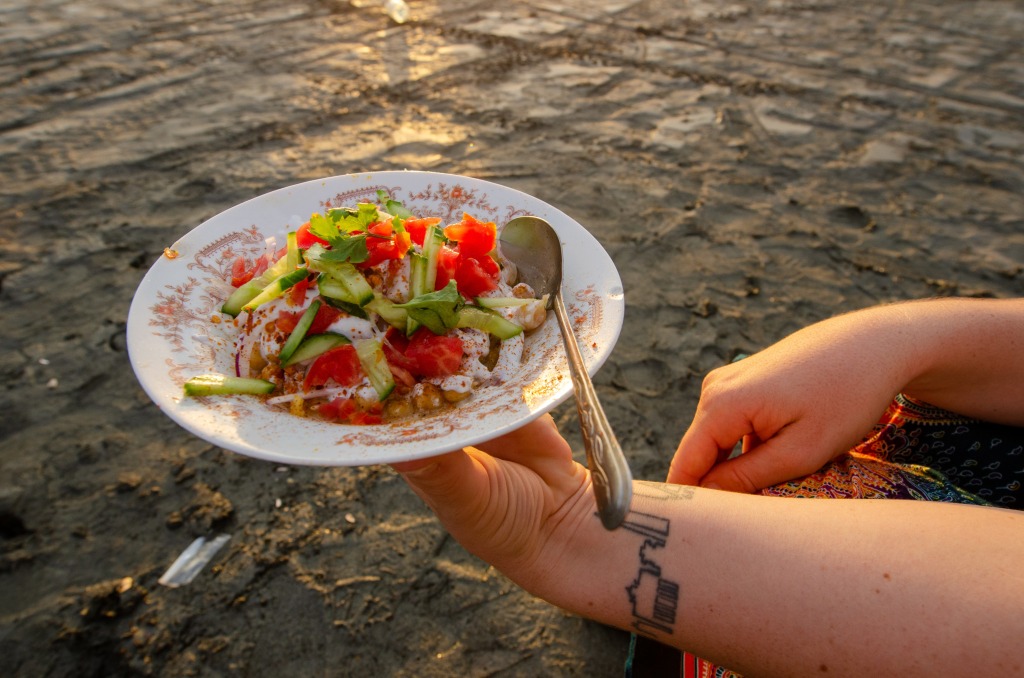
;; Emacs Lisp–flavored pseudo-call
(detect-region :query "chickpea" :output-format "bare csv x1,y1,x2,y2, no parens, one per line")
384,397,414,420
443,389,471,403
260,362,283,382
516,296,549,331
249,346,268,375
354,388,381,411
412,383,444,411
512,283,536,299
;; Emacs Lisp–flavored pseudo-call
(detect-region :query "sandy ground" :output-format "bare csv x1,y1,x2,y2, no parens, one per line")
2,0,1023,675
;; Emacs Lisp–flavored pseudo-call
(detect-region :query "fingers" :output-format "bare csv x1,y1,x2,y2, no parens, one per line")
666,405,757,486
668,395,823,492
697,428,830,493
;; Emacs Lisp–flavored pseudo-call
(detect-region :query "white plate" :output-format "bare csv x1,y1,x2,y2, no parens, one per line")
127,171,624,466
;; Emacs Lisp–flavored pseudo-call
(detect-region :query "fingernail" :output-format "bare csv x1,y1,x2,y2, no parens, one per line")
702,482,721,490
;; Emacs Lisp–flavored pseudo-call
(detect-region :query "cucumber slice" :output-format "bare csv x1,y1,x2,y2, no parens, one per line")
408,253,426,296
317,273,359,305
277,300,321,366
421,225,443,294
317,275,370,318
407,226,444,336
241,267,309,314
366,293,408,331
221,253,292,317
305,244,375,306
456,306,523,340
285,231,300,270
221,280,262,317
331,262,374,306
406,254,426,336
282,332,350,367
354,338,395,401
320,296,368,319
184,374,276,396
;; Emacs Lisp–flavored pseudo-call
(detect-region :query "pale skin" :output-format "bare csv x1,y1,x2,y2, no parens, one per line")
668,296,1024,491
393,298,1024,676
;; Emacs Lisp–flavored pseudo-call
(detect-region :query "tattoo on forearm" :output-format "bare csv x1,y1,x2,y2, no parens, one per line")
635,480,695,502
623,510,678,637
620,482,692,639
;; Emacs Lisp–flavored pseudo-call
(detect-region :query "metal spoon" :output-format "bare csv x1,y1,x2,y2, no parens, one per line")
499,216,633,530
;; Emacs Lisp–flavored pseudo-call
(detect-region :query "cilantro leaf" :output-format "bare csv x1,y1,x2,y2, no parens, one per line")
308,212,339,241
308,204,380,241
331,203,379,233
320,234,369,264
396,281,465,335
377,189,414,219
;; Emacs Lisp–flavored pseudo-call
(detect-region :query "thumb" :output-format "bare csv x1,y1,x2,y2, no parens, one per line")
391,449,486,514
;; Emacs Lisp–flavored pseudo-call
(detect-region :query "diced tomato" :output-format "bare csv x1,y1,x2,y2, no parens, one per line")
349,410,383,425
307,303,342,334
404,328,464,378
433,246,460,291
443,213,497,259
230,255,269,288
404,217,442,247
383,326,463,378
277,311,299,334
287,276,311,306
230,257,251,287
277,302,341,336
318,397,357,421
383,326,409,352
454,255,500,298
360,221,412,268
318,397,382,425
296,221,329,249
382,327,417,372
303,344,364,391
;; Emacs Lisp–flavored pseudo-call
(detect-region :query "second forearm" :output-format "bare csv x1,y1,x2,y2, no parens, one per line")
891,297,1024,424
527,480,1024,677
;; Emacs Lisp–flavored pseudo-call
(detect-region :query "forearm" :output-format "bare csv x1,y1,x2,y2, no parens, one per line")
876,297,1024,424
527,480,1024,677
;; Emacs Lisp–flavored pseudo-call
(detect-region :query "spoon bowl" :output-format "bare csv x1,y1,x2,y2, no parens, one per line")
500,216,633,529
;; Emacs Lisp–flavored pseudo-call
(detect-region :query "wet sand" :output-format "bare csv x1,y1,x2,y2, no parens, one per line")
2,0,1023,675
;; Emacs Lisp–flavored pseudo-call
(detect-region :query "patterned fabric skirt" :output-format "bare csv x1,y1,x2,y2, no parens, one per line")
625,394,1023,677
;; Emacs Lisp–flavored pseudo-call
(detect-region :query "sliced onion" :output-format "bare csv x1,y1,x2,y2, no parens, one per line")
234,319,253,378
266,386,356,406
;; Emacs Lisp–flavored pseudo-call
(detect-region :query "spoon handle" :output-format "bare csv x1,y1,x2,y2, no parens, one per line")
552,292,633,530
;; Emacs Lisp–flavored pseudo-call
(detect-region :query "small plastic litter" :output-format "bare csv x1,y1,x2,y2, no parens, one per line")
158,534,231,588
383,0,409,23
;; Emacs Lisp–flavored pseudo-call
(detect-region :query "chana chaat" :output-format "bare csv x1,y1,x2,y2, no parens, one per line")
184,192,548,425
